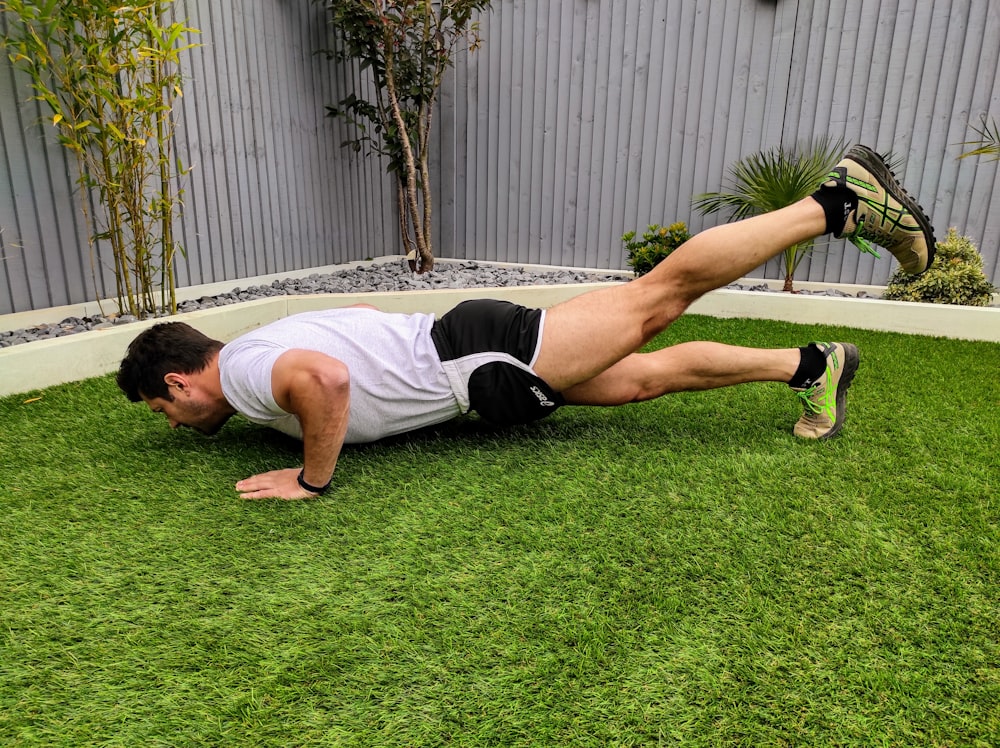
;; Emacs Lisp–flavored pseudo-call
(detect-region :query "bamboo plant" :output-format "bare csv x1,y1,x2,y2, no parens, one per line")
0,0,198,317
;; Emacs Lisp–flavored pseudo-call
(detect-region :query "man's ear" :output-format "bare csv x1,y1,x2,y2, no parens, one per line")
164,372,189,393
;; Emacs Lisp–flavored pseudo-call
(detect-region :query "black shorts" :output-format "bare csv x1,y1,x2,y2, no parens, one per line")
431,299,565,426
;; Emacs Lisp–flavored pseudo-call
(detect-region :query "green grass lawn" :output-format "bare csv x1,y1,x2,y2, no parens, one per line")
1,315,998,746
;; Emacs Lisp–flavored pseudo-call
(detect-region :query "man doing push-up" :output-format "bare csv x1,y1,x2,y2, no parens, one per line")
117,146,935,499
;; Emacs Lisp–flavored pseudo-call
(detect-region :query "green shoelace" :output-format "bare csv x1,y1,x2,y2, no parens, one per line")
846,215,883,259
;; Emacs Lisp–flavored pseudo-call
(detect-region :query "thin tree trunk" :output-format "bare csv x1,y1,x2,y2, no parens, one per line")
397,179,416,265
383,43,430,269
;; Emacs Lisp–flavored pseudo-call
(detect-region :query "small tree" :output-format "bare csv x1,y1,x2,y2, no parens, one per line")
693,138,845,292
0,0,197,317
319,0,491,272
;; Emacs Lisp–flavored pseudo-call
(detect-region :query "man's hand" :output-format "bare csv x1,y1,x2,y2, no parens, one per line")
236,467,320,500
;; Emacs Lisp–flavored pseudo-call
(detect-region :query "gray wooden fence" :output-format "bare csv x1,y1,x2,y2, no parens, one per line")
2,0,998,315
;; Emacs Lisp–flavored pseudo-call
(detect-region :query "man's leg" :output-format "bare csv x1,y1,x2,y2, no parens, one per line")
528,145,932,439
558,342,802,405
558,340,859,440
533,198,826,391
533,144,935,393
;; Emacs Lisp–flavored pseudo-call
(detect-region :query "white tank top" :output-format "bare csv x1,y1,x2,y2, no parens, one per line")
218,308,462,443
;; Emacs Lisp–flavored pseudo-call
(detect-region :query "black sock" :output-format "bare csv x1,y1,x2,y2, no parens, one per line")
788,344,827,388
810,184,857,236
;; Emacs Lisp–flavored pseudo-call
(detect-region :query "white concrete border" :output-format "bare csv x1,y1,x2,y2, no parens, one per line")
1,258,998,398
687,288,1000,341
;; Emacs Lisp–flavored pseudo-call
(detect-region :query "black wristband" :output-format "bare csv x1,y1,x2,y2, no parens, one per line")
297,469,332,495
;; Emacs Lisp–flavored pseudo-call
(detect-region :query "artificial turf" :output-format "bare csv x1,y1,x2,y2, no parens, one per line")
1,314,997,746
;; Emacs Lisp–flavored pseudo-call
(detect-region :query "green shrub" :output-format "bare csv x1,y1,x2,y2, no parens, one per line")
622,222,691,276
883,228,996,306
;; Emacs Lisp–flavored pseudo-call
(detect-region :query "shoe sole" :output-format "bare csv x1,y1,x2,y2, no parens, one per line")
846,144,937,273
821,343,859,440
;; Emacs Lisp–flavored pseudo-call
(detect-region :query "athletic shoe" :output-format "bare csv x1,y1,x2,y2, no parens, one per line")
824,144,936,274
792,342,859,440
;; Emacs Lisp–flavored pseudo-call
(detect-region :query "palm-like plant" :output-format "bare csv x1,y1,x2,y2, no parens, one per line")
693,137,845,292
959,114,1000,162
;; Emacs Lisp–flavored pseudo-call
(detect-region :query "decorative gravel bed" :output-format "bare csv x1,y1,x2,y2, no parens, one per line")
0,261,625,347
0,259,896,348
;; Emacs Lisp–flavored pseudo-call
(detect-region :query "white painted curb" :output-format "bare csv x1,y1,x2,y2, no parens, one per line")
690,289,1000,340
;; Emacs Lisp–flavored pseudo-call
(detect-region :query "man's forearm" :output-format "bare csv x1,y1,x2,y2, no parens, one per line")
287,364,351,491
296,389,349,490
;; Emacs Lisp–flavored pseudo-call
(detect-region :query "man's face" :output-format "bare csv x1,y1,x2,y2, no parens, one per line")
142,388,232,436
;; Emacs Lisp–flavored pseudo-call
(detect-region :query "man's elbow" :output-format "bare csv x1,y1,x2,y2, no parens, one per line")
286,359,350,410
310,359,350,397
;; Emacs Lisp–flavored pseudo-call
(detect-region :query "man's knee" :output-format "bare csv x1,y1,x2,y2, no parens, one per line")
635,290,691,339
640,254,714,308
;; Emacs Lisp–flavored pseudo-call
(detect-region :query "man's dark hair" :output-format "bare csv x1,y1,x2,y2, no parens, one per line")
117,322,224,402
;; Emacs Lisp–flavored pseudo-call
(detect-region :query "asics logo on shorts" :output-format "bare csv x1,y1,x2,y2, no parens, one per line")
530,386,556,407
